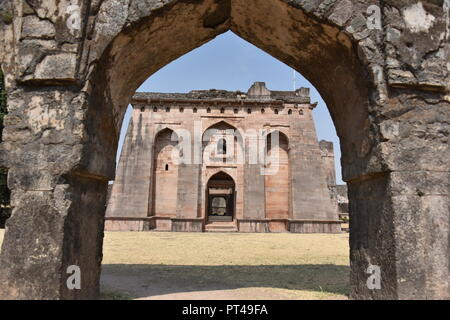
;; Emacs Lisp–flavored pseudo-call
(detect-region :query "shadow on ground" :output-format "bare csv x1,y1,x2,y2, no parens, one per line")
100,264,349,299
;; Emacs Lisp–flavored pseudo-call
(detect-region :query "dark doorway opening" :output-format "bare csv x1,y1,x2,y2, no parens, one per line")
207,172,235,223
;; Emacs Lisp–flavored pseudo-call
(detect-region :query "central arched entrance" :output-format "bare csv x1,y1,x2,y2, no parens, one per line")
206,172,236,223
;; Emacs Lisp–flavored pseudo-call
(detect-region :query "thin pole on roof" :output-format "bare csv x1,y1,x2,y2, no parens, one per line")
293,69,297,91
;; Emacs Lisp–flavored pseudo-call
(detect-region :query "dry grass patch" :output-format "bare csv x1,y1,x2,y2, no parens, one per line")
101,231,349,300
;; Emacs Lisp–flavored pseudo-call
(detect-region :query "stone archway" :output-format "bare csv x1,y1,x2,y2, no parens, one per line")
201,121,244,222
0,0,448,299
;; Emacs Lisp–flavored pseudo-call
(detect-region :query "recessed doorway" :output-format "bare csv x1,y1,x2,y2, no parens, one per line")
207,172,235,223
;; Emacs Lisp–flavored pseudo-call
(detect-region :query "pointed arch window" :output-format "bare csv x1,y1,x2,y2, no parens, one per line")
218,138,227,155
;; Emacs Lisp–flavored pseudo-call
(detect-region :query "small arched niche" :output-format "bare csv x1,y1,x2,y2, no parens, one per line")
152,128,180,217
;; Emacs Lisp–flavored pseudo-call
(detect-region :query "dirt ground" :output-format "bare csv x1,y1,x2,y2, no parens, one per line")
0,230,350,300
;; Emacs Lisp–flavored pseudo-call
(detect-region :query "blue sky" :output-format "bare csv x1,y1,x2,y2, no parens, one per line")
117,31,343,184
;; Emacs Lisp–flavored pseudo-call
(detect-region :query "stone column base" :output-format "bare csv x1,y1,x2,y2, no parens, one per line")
105,217,204,232
237,219,270,232
288,220,342,233
104,217,153,231
237,219,342,233
105,217,342,233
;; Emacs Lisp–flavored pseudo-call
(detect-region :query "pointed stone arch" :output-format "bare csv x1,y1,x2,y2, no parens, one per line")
202,120,244,165
206,169,237,186
203,120,244,140
154,126,180,141
265,130,290,148
0,0,448,300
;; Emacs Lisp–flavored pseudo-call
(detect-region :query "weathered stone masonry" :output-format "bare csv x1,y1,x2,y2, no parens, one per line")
105,82,342,233
0,0,448,299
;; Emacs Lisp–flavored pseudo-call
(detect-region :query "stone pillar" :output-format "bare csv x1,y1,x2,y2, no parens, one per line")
0,88,111,299
319,140,336,188
349,97,450,299
169,119,202,231
243,163,265,219
347,0,450,299
176,164,201,218
241,163,267,232
105,108,154,231
173,163,203,231
241,133,267,232
290,109,338,222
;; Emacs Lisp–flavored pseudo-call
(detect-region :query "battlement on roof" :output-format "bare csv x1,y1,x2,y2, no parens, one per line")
132,82,311,105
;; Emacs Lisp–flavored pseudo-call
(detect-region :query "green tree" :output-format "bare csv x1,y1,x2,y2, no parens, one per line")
0,67,11,227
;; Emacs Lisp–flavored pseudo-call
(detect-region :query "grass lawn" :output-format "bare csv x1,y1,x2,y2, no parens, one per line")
0,229,350,300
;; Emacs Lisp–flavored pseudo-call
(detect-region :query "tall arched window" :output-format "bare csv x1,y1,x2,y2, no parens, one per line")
153,128,179,216
218,138,227,155
203,121,242,166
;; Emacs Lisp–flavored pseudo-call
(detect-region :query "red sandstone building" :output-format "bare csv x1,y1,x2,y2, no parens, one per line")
105,82,341,233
